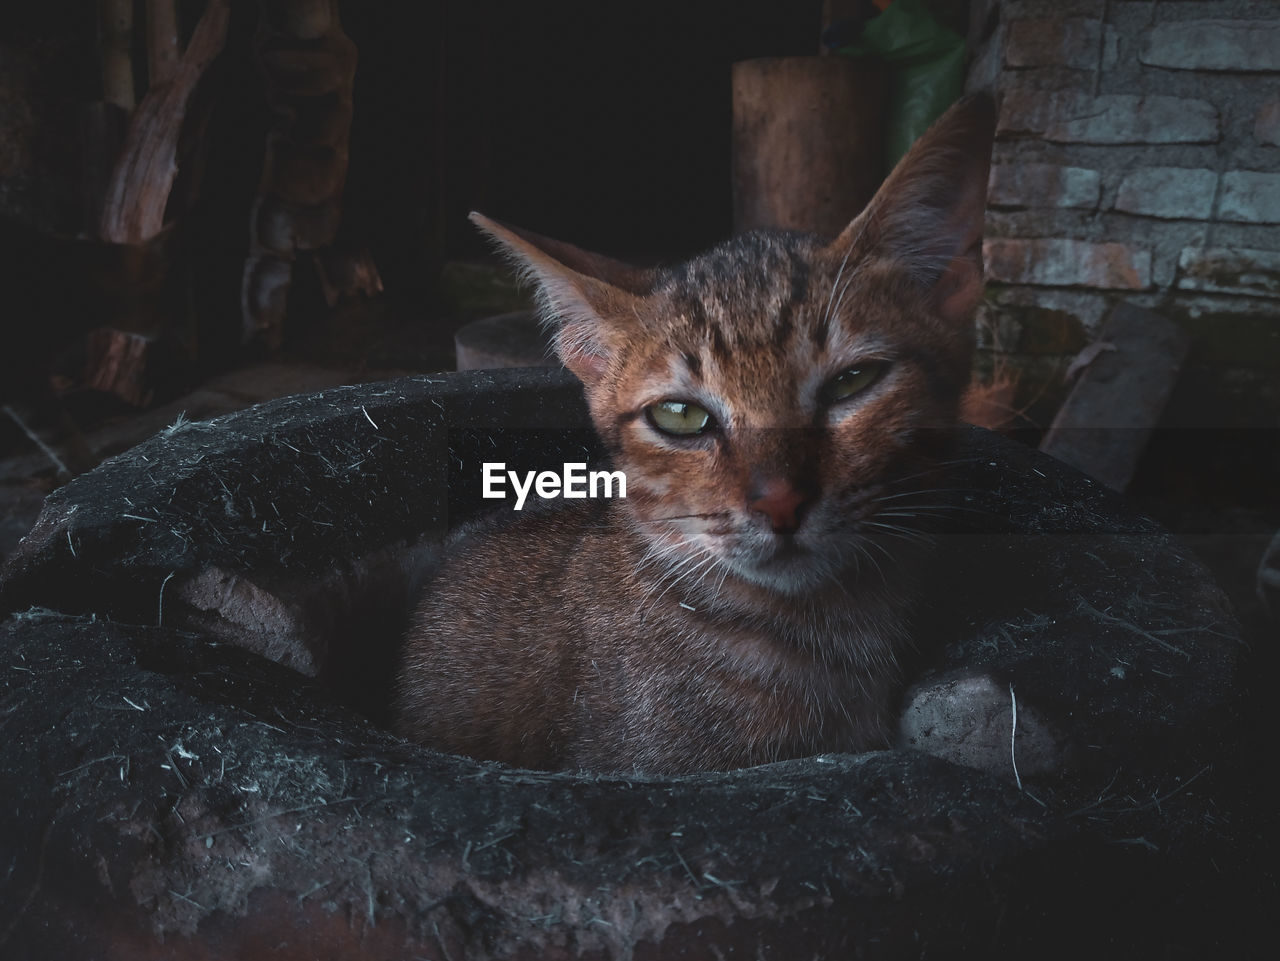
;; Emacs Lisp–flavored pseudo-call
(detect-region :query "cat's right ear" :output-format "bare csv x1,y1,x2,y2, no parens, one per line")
469,213,655,385
827,94,996,327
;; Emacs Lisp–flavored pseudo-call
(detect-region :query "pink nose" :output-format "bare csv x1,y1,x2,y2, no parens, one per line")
748,479,810,535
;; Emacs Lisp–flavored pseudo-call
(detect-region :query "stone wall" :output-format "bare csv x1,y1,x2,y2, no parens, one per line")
968,0,1280,427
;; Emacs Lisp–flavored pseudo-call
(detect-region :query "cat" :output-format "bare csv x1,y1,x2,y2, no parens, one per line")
395,94,995,775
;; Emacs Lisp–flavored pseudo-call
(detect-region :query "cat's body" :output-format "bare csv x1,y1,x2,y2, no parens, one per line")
396,95,995,774
405,498,917,773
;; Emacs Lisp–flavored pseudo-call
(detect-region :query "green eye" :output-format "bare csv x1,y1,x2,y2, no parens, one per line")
646,400,714,437
821,364,884,404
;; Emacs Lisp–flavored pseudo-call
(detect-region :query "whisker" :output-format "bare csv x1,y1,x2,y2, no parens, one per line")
635,538,687,572
875,503,992,516
871,487,975,503
639,549,719,621
883,465,966,486
862,534,897,566
930,454,992,467
650,554,718,610
651,511,731,522
637,548,702,595
841,537,888,584
688,555,727,601
712,563,731,602
822,239,857,328
862,521,935,547
826,270,857,332
887,454,990,481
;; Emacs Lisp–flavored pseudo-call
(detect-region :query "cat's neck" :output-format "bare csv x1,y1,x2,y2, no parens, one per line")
618,504,923,668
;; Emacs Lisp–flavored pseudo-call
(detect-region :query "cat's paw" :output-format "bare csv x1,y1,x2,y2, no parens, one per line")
896,670,1069,783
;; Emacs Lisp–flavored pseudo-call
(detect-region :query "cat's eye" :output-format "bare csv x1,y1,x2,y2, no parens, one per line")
820,364,885,404
646,400,714,437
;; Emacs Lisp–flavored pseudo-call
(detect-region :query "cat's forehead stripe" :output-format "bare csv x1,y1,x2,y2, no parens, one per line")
772,252,810,349
672,238,814,350
772,309,794,349
810,316,830,349
710,321,729,360
678,294,708,330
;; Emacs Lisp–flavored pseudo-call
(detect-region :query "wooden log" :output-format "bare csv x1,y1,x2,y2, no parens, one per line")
731,56,885,237
98,0,230,245
253,196,342,253
267,0,334,40
1040,303,1191,493
82,328,154,408
263,140,348,206
283,90,355,146
242,0,357,348
69,229,184,407
316,247,383,307
241,258,295,342
259,33,357,96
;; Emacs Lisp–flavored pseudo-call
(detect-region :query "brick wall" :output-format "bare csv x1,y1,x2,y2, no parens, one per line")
968,0,1280,428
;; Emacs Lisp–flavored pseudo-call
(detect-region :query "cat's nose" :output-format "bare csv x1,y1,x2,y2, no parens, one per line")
748,479,812,535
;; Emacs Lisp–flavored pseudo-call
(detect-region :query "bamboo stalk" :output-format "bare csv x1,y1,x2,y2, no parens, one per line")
99,0,136,111
146,0,181,87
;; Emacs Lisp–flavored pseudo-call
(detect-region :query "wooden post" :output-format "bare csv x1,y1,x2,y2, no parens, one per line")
731,57,885,238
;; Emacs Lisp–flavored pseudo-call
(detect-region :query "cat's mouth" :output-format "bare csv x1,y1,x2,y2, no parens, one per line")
644,506,890,596
757,535,805,564
731,558,828,595
719,532,840,595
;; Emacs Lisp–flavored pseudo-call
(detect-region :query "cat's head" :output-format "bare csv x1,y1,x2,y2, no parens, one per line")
473,95,995,597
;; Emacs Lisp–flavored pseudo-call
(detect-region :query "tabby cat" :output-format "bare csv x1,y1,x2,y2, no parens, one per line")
396,94,995,774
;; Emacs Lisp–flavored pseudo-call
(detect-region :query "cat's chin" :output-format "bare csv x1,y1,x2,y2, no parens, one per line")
722,549,838,597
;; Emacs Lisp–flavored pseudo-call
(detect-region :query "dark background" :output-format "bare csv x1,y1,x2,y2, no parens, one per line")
190,0,836,304
346,1,821,272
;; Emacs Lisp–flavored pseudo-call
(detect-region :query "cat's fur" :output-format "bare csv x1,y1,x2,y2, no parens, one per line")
396,95,995,774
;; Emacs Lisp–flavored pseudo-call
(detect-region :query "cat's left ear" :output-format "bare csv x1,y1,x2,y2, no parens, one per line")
829,93,996,326
469,213,655,385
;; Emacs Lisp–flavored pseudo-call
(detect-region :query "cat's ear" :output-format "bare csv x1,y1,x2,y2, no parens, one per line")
828,93,995,326
469,212,655,384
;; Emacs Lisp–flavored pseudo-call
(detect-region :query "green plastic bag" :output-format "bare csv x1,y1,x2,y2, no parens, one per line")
835,0,967,172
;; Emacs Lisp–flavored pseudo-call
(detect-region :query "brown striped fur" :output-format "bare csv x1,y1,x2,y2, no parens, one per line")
396,95,995,774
